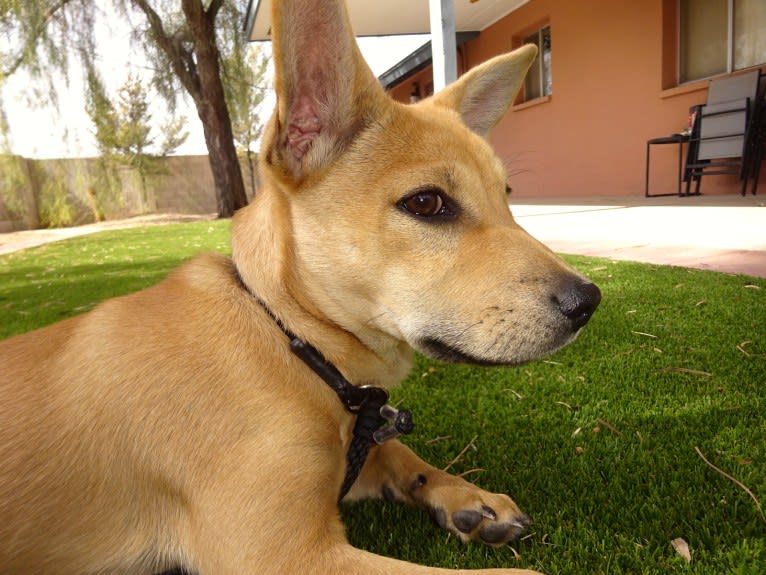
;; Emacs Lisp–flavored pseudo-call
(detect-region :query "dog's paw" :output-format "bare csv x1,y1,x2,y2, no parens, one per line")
424,484,531,546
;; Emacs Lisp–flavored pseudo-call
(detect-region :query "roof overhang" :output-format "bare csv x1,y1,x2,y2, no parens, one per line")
378,31,479,90
245,0,529,41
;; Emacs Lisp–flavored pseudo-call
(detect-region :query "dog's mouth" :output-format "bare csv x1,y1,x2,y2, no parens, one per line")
416,327,579,367
418,337,526,367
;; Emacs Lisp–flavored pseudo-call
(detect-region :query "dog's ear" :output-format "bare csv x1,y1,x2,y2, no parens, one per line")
431,44,538,138
269,0,381,181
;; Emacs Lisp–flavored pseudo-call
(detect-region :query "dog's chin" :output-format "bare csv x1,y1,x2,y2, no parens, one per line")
417,337,510,366
416,334,578,367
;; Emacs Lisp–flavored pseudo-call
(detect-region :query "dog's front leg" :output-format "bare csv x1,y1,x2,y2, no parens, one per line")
345,440,531,547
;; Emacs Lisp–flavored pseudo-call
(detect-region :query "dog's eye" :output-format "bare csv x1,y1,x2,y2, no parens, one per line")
398,187,456,220
405,191,442,215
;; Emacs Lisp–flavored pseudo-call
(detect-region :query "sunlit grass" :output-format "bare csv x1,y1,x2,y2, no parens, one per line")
0,221,230,338
1,224,765,574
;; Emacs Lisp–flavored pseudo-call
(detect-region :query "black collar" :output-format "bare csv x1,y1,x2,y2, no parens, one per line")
233,266,413,500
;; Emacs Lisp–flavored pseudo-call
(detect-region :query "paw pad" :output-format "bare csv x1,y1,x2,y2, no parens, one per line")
452,509,482,533
452,505,498,533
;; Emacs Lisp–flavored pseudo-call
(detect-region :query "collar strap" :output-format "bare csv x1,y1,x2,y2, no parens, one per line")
234,268,413,500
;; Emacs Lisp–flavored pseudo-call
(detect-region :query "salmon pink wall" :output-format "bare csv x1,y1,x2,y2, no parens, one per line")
385,0,764,198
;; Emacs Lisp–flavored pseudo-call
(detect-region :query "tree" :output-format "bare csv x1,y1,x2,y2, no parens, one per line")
224,43,269,198
85,69,188,213
0,1,268,218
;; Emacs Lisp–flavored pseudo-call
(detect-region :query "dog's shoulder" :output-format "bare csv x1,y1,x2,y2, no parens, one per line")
104,251,246,322
165,251,239,293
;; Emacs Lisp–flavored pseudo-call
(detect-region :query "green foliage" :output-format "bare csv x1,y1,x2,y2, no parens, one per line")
224,43,269,198
3,230,764,574
114,72,153,157
0,0,95,100
85,69,188,213
158,114,188,157
37,173,73,228
0,153,31,222
225,43,269,154
85,64,119,154
1,0,270,216
126,0,266,213
0,111,35,226
83,65,122,217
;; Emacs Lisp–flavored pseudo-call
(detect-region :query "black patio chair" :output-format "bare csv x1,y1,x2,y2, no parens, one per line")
683,69,765,196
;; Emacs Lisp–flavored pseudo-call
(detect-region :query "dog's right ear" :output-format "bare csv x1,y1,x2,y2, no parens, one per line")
267,0,381,182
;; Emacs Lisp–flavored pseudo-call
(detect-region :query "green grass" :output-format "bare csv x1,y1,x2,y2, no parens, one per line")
0,222,230,338
1,222,765,574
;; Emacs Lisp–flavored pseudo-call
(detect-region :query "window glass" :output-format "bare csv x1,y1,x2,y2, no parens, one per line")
679,0,766,83
679,0,727,82
523,26,551,101
734,0,766,70
523,30,542,100
541,26,552,97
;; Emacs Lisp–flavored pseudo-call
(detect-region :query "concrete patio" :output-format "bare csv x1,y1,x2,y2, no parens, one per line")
511,194,765,278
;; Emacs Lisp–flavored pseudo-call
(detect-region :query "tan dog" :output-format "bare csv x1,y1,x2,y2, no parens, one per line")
0,0,600,573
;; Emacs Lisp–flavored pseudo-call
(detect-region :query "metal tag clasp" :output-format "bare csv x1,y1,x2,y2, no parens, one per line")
373,404,414,444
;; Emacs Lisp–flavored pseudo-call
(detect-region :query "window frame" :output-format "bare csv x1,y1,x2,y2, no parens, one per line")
521,24,552,102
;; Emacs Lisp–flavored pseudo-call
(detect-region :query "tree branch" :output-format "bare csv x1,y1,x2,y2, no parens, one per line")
1,0,77,78
131,0,201,102
206,0,224,21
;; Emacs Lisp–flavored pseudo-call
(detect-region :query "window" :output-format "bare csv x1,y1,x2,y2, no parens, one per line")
523,25,551,101
679,0,766,83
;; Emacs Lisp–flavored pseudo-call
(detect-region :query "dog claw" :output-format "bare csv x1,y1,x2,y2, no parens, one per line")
479,522,526,544
511,513,532,529
480,505,497,520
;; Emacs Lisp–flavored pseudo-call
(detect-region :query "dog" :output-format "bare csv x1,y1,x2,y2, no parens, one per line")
0,0,600,573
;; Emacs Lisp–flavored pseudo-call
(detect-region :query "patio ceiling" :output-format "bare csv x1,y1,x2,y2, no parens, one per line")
245,0,530,41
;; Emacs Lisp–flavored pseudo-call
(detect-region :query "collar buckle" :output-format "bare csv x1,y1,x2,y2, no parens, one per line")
239,274,415,500
374,404,414,444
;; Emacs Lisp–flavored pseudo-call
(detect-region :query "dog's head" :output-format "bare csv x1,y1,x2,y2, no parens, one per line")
234,0,600,367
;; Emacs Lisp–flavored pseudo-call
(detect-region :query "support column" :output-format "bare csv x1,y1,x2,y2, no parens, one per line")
429,0,457,92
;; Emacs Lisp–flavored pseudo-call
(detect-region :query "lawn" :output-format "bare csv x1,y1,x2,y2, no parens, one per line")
1,221,765,574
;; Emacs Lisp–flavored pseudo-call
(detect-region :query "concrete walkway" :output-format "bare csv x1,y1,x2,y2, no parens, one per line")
1,195,764,278
511,194,765,278
0,213,216,256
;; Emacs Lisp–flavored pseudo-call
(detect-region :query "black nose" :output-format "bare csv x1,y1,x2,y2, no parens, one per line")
556,281,601,330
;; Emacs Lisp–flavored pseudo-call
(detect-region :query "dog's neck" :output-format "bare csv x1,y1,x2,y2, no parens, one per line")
231,192,413,389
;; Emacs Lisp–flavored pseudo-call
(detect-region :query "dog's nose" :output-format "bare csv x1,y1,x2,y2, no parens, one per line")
555,281,601,330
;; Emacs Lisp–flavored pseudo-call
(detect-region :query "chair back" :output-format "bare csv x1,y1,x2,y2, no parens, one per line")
698,70,760,160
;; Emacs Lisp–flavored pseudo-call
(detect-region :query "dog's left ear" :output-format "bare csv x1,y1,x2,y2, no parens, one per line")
268,0,382,182
431,44,538,138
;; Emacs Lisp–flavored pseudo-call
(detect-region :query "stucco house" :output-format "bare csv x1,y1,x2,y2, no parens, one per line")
248,0,766,198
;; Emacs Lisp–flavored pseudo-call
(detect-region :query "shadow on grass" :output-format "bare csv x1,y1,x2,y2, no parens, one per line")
0,220,230,338
0,259,188,338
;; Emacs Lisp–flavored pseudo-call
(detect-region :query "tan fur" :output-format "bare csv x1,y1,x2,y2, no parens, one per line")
0,1,599,573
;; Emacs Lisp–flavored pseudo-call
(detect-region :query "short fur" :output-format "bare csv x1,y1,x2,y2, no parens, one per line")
0,1,600,573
